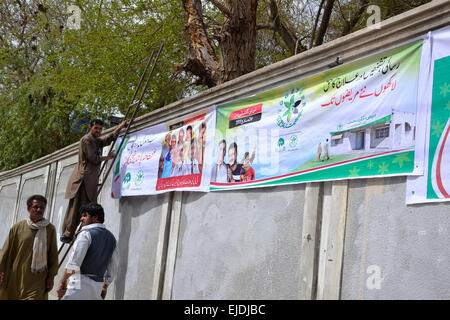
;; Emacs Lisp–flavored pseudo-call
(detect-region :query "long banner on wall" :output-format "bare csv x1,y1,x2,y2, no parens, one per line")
110,34,450,199
406,26,450,204
210,40,424,190
111,108,216,197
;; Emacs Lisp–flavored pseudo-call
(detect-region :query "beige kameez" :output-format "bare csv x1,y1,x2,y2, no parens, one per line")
0,220,58,300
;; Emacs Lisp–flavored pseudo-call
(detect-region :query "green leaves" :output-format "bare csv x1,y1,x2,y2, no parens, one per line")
0,0,190,171
0,0,431,171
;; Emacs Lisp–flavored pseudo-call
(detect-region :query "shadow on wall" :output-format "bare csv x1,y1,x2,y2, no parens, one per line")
114,194,162,300
181,183,307,206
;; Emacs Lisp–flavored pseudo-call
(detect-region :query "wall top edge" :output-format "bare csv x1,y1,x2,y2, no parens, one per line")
0,0,449,180
132,1,449,122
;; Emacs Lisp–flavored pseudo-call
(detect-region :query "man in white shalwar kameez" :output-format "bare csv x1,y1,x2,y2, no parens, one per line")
57,203,118,300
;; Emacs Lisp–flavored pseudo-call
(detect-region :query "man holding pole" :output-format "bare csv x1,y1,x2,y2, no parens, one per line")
60,119,127,243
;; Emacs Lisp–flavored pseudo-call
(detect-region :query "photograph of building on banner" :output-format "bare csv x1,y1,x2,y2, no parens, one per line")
406,26,450,204
111,109,216,198
211,40,424,191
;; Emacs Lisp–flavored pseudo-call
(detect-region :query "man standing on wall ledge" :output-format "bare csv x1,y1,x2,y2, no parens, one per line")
57,203,118,300
61,118,127,243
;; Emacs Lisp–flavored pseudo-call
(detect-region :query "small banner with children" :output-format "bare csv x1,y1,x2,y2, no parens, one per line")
210,40,424,191
111,108,216,198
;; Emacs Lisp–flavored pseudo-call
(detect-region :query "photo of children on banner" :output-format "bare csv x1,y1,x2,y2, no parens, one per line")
157,122,206,179
239,151,256,182
211,141,256,183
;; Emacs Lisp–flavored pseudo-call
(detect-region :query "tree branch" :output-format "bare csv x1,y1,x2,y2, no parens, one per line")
310,0,325,49
313,0,336,47
266,0,303,55
340,0,368,37
256,23,275,30
207,0,231,18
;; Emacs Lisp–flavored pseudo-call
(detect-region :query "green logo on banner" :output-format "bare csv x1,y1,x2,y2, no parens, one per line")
123,172,131,189
289,135,298,148
134,169,144,186
277,137,286,152
277,88,305,129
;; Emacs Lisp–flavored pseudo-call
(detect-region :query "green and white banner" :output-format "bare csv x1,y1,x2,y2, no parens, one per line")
211,40,424,191
108,29,450,199
406,27,450,204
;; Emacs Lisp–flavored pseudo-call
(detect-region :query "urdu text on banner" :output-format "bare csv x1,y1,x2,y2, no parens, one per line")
210,40,424,191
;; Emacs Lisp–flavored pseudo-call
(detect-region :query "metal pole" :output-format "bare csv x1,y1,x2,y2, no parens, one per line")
97,50,156,182
58,222,82,268
96,43,164,198
95,24,162,181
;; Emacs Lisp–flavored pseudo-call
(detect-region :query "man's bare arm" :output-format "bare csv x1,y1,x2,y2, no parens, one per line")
56,269,76,300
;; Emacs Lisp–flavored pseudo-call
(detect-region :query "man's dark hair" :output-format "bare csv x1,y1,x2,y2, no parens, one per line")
80,202,105,223
219,139,226,147
229,142,238,153
90,119,104,127
27,195,47,209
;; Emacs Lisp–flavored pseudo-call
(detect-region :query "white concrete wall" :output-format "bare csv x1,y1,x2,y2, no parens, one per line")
0,1,449,300
0,177,20,249
341,177,450,300
172,185,305,299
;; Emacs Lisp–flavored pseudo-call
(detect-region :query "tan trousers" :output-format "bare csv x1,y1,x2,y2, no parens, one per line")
62,182,90,238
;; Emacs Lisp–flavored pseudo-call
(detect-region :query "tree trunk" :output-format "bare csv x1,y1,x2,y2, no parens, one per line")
177,0,220,87
178,0,258,88
219,0,258,84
